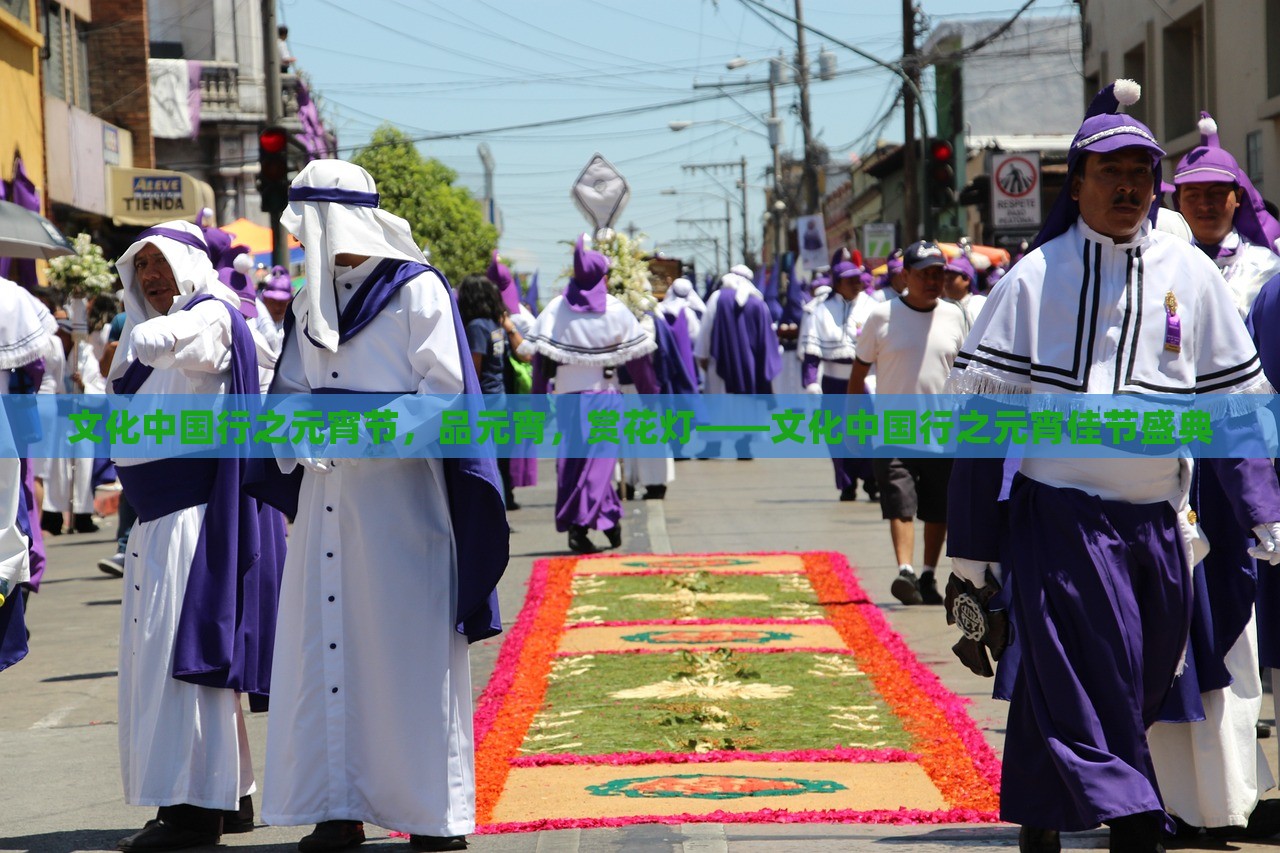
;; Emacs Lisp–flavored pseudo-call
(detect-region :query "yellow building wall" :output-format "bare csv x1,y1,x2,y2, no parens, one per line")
0,2,46,210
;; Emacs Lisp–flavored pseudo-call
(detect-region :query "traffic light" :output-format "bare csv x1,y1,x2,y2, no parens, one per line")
926,137,957,209
257,125,290,215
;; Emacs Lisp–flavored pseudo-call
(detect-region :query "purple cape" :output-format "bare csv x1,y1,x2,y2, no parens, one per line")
247,259,509,642
113,295,276,706
710,292,782,393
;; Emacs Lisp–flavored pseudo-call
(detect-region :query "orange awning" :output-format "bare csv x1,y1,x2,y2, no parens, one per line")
219,217,300,255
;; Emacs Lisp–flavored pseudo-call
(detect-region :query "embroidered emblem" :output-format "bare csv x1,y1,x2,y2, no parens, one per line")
1164,290,1181,354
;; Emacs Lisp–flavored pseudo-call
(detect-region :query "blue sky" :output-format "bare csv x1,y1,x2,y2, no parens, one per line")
282,0,1078,287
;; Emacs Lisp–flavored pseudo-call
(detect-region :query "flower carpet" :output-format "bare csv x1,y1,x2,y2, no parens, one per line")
473,552,1000,833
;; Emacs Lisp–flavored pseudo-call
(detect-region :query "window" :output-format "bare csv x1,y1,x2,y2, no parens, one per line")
41,1,90,109
1084,72,1100,112
0,0,30,24
1247,131,1264,191
1163,10,1206,140
1270,0,1280,98
1123,44,1147,126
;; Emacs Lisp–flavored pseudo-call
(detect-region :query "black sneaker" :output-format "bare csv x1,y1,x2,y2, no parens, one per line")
918,572,943,605
839,486,858,502
567,526,596,554
891,569,923,605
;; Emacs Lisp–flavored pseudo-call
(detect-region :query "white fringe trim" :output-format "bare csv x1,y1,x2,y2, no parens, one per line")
522,334,657,368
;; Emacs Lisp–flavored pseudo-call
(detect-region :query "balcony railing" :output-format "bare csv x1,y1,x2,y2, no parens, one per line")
197,61,301,123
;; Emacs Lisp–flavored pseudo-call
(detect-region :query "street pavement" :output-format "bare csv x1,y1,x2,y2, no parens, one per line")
3,456,1278,851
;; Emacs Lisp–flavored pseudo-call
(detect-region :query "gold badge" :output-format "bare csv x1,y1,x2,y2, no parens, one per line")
1164,291,1178,314
1187,510,1197,525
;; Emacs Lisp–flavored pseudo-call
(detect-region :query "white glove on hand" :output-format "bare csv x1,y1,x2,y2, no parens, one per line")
131,323,176,365
297,457,332,476
1250,523,1280,565
950,557,1004,588
804,382,823,395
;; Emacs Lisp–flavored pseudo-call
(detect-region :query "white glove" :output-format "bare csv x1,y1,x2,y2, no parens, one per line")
130,322,175,365
804,382,823,395
950,557,1004,588
1250,523,1280,565
297,457,332,476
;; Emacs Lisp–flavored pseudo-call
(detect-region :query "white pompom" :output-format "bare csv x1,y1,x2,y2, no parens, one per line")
232,253,255,275
1113,78,1141,107
1199,115,1218,137
198,207,214,227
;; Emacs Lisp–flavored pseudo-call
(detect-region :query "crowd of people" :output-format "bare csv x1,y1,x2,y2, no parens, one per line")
4,74,1280,853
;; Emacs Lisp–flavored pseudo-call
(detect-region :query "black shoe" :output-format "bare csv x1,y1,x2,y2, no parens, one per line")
1108,812,1165,853
604,522,622,549
222,795,254,833
839,486,858,502
504,492,521,511
1259,720,1273,739
40,510,63,536
118,805,221,852
864,484,879,502
72,513,100,533
890,569,923,605
624,483,636,500
643,485,667,500
1207,798,1280,839
298,821,366,853
918,572,943,605
1018,826,1061,853
567,526,596,554
408,836,467,852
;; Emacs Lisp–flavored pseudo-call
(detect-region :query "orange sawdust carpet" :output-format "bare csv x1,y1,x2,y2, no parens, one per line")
472,552,1000,833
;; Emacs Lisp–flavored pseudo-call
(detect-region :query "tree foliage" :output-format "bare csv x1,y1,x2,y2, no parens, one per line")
350,125,497,284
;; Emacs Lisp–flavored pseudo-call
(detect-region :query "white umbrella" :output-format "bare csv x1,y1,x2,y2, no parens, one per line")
0,199,75,259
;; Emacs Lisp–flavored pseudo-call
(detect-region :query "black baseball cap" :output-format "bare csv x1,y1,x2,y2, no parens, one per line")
903,240,947,270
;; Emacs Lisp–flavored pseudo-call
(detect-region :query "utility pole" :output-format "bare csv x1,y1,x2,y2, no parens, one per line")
901,0,919,242
262,0,288,268
793,0,819,215
738,156,749,263
767,63,786,263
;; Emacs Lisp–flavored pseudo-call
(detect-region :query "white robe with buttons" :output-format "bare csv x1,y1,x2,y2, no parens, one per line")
115,298,255,810
262,260,474,836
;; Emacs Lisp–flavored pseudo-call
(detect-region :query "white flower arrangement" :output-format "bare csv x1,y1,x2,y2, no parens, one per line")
47,233,116,297
595,230,656,319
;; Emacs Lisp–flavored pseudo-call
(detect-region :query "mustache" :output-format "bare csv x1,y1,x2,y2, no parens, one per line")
1111,191,1145,206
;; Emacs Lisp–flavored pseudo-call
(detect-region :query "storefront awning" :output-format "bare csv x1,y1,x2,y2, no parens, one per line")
108,166,215,226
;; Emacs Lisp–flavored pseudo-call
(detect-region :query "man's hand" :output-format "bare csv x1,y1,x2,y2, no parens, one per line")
804,382,823,395
1251,523,1280,565
297,457,332,476
950,556,1004,588
131,323,175,365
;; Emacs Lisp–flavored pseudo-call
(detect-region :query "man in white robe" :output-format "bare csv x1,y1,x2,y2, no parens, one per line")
107,221,267,850
260,160,507,853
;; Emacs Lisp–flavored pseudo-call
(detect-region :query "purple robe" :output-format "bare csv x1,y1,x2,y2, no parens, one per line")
710,293,782,394
113,295,277,705
1246,276,1280,668
553,390,623,533
659,310,699,395
247,259,508,642
0,157,39,289
9,357,45,590
820,371,870,490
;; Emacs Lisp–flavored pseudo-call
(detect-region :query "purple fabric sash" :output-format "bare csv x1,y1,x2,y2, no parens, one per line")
301,257,422,348
564,277,607,313
655,310,698,396
287,186,379,207
113,295,274,705
137,226,211,261
248,261,508,642
710,292,782,393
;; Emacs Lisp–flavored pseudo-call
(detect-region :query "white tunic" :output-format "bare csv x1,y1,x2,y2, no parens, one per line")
1206,229,1280,319
263,260,475,836
115,298,254,810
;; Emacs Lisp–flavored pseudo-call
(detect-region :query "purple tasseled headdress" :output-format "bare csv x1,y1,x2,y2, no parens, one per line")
564,234,609,313
1031,79,1165,251
945,255,978,294
486,250,523,314
829,246,861,280
1173,111,1280,254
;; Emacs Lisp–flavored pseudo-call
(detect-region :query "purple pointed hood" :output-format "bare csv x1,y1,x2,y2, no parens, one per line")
486,250,523,314
945,255,978,294
1031,79,1165,251
1173,111,1280,254
217,247,258,319
564,234,609,313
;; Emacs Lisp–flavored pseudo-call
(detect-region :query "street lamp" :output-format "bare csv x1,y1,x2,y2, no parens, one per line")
668,118,770,140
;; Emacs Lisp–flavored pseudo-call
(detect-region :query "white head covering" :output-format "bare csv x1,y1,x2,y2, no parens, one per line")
718,271,762,307
0,278,56,371
729,263,754,281
661,276,707,317
108,219,240,385
281,159,426,352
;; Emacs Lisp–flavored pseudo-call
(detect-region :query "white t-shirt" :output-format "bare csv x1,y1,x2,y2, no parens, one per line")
854,297,967,395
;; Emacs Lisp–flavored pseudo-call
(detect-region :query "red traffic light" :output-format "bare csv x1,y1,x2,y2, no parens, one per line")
259,127,288,154
930,139,954,163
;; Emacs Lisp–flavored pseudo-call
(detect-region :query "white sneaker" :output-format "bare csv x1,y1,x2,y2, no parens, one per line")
97,553,125,578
